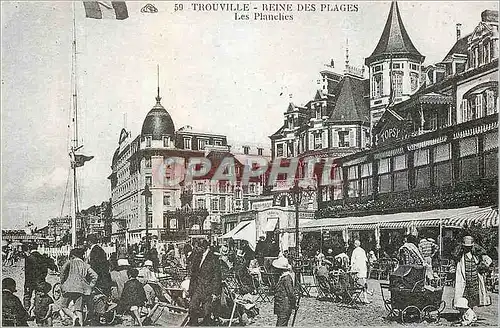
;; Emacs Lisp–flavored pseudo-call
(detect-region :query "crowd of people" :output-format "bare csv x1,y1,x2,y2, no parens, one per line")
1,232,495,327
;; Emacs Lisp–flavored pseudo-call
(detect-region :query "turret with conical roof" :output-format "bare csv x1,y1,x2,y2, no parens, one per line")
365,1,424,65
366,1,425,132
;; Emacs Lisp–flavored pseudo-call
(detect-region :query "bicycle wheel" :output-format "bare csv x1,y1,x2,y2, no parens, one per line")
52,282,62,301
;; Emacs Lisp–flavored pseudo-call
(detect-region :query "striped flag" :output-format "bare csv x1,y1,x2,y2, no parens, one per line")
83,1,129,20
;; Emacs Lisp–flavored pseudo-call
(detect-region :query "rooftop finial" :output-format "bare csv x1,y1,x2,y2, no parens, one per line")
156,64,161,104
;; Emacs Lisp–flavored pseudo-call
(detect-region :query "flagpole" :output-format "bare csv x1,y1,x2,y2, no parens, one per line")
71,1,79,247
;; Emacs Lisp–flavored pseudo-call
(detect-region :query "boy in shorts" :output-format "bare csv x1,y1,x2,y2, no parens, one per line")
29,282,54,326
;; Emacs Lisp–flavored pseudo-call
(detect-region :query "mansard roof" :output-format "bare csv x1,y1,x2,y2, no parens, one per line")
327,76,369,124
365,1,424,65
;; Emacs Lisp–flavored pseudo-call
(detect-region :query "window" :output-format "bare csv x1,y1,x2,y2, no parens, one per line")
198,139,207,150
145,157,151,168
476,94,484,118
314,132,322,149
219,182,227,193
483,42,490,64
196,182,204,192
414,149,429,167
433,144,451,163
146,136,152,147
163,136,170,147
219,197,226,212
485,90,497,115
257,148,263,156
211,198,219,211
410,72,419,92
214,139,222,146
183,137,192,150
315,106,321,119
392,72,403,97
459,137,479,181
145,175,152,186
410,63,419,71
249,184,256,194
393,154,407,171
276,144,284,157
243,146,250,155
338,131,349,147
392,63,402,69
163,193,171,206
196,198,205,209
372,74,383,98
373,65,382,73
235,189,242,199
378,158,390,174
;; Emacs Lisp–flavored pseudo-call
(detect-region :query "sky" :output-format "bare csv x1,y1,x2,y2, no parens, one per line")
1,1,498,229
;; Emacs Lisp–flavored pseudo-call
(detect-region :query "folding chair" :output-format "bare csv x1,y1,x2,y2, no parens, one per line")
345,273,364,308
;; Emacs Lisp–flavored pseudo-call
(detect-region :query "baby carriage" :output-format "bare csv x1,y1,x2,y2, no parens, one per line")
380,265,445,323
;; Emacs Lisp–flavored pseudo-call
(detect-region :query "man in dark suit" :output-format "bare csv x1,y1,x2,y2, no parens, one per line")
188,240,222,326
23,243,57,309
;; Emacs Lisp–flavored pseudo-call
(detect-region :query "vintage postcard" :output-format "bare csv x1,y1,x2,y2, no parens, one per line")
2,1,498,327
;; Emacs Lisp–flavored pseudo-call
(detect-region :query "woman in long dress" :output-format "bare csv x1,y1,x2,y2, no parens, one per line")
454,235,492,309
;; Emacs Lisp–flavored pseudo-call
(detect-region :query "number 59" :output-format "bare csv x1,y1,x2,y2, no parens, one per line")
174,4,183,11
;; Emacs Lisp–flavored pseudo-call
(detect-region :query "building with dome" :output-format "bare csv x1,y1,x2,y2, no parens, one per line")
108,91,270,246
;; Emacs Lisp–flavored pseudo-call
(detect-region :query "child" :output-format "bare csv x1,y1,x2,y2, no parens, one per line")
272,257,297,327
119,268,147,326
455,297,477,326
29,281,54,326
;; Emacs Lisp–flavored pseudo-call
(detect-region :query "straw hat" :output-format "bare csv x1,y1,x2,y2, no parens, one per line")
117,258,130,266
144,260,153,267
272,257,289,270
455,297,469,309
462,236,474,246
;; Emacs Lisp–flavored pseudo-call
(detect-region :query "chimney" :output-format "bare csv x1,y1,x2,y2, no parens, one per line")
456,23,462,40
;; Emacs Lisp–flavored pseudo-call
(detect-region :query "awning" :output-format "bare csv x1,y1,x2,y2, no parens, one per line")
232,220,256,251
263,218,278,232
444,207,498,228
298,206,489,232
219,221,252,240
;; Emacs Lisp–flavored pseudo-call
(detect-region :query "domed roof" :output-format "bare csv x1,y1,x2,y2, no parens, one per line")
141,96,175,140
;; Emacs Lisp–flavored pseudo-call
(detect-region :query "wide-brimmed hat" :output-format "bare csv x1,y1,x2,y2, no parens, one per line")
144,260,153,267
455,297,469,309
462,236,474,246
117,258,130,266
2,278,17,292
272,257,289,270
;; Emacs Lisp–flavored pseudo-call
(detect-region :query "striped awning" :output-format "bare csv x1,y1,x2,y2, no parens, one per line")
444,207,498,228
298,206,496,233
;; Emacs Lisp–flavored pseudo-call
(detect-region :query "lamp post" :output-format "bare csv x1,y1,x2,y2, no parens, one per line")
142,184,152,254
288,179,316,287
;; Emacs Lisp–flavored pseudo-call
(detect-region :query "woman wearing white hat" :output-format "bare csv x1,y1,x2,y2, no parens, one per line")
272,257,297,326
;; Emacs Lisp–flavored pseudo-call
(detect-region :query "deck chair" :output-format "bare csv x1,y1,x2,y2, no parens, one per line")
344,273,364,308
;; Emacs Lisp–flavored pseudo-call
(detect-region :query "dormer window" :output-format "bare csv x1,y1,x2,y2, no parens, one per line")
145,136,152,147
163,136,170,147
183,137,192,150
315,106,321,119
243,146,250,155
257,148,263,156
